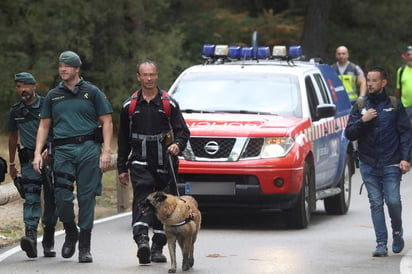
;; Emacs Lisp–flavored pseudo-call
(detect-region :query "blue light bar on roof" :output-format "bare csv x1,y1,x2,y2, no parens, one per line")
202,43,303,60
288,45,302,58
257,46,270,59
241,46,253,59
228,46,241,59
202,44,215,57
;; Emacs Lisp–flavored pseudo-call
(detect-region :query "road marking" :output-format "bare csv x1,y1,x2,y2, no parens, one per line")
400,249,412,274
0,211,131,262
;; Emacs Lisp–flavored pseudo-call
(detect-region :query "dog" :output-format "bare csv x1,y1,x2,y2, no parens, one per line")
146,191,201,273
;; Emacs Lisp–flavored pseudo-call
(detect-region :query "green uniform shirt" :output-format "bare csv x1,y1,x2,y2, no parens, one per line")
8,95,45,149
41,78,113,139
397,65,412,108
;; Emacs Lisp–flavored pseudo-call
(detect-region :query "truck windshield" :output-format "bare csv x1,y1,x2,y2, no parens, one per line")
170,71,302,117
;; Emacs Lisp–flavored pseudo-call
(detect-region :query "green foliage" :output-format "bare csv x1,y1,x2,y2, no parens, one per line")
0,0,304,133
326,0,412,90
0,0,189,131
2,0,411,132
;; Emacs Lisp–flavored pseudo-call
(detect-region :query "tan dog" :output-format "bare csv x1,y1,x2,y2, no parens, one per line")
146,191,201,273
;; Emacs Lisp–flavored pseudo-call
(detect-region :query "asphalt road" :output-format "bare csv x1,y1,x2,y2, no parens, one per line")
2,169,412,274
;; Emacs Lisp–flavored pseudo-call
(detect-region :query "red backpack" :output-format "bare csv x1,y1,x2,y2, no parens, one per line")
128,90,171,118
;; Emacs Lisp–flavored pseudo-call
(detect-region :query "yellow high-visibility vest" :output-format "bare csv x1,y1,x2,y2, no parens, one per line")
331,63,359,101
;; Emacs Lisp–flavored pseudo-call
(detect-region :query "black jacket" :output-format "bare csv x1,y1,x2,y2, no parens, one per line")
345,90,411,167
117,88,190,173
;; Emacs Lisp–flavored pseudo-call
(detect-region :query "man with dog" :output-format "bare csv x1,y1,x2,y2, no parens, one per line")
117,60,190,265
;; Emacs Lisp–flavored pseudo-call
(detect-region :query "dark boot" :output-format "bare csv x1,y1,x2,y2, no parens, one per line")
42,226,56,257
151,243,167,263
62,222,78,258
78,229,93,263
134,234,150,264
20,226,37,258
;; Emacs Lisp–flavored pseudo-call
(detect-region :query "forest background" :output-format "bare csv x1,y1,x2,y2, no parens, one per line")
0,0,411,133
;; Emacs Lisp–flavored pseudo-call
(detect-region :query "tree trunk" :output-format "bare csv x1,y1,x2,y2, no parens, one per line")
301,0,334,61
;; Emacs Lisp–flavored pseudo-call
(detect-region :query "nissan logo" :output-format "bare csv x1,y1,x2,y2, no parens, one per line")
204,141,219,155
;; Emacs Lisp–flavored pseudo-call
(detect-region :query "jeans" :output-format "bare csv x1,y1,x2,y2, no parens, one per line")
359,161,402,245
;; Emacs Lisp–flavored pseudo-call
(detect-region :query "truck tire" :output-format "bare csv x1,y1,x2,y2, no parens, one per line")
324,153,352,215
284,161,313,229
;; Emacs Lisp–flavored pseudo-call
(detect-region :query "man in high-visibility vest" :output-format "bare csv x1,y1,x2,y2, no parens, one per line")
331,46,366,103
395,46,412,128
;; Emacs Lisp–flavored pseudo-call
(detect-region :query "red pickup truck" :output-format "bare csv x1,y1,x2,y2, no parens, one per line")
168,45,354,228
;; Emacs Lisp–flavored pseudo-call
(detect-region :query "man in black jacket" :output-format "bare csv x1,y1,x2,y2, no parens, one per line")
117,60,190,265
345,67,412,257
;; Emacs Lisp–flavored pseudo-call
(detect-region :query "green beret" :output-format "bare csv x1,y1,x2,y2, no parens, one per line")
59,51,82,67
14,72,36,84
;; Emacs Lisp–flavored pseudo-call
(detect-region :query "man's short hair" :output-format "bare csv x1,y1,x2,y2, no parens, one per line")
368,66,387,80
136,60,157,74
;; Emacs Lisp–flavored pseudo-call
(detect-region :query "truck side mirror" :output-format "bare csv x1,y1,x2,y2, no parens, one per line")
316,104,336,119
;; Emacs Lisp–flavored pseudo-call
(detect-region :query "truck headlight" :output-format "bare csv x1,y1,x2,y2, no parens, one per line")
261,137,294,158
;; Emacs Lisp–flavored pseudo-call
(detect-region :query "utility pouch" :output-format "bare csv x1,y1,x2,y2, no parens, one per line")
42,162,54,193
165,131,173,146
94,125,103,143
13,174,25,199
17,146,34,164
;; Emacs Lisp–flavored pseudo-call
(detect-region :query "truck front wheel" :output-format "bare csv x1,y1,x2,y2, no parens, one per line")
284,161,313,229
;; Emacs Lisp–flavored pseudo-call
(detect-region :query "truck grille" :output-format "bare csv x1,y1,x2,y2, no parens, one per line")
242,138,264,158
188,137,264,160
190,137,235,158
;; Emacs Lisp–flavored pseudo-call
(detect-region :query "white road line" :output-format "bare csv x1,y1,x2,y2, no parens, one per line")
0,211,131,262
400,249,412,274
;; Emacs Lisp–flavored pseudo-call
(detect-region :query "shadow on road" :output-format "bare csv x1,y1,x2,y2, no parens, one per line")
200,208,332,230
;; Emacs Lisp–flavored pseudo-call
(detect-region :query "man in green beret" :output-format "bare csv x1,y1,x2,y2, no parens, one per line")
33,51,113,263
8,72,58,258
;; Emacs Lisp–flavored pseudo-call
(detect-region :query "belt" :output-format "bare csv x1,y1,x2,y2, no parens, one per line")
131,132,167,165
53,134,94,147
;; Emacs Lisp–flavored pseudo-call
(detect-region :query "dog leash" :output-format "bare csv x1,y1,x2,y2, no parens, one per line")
168,151,180,197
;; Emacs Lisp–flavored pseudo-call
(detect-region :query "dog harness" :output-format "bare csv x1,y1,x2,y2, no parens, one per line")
169,205,194,227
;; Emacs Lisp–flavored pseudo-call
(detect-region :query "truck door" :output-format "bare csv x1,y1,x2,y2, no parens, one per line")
306,74,339,188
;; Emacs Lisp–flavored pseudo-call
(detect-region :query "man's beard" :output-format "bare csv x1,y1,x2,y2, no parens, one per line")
21,91,34,101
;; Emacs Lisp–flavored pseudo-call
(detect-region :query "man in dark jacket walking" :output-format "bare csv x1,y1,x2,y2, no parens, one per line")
345,67,412,257
117,60,190,265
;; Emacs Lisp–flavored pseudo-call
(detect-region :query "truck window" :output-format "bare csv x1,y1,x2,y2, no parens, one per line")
313,73,331,104
172,71,303,117
305,76,319,121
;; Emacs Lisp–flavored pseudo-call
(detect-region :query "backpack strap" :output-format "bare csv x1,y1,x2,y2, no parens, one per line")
128,90,171,118
128,91,139,117
389,96,398,110
357,97,364,113
398,65,406,98
160,91,171,118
